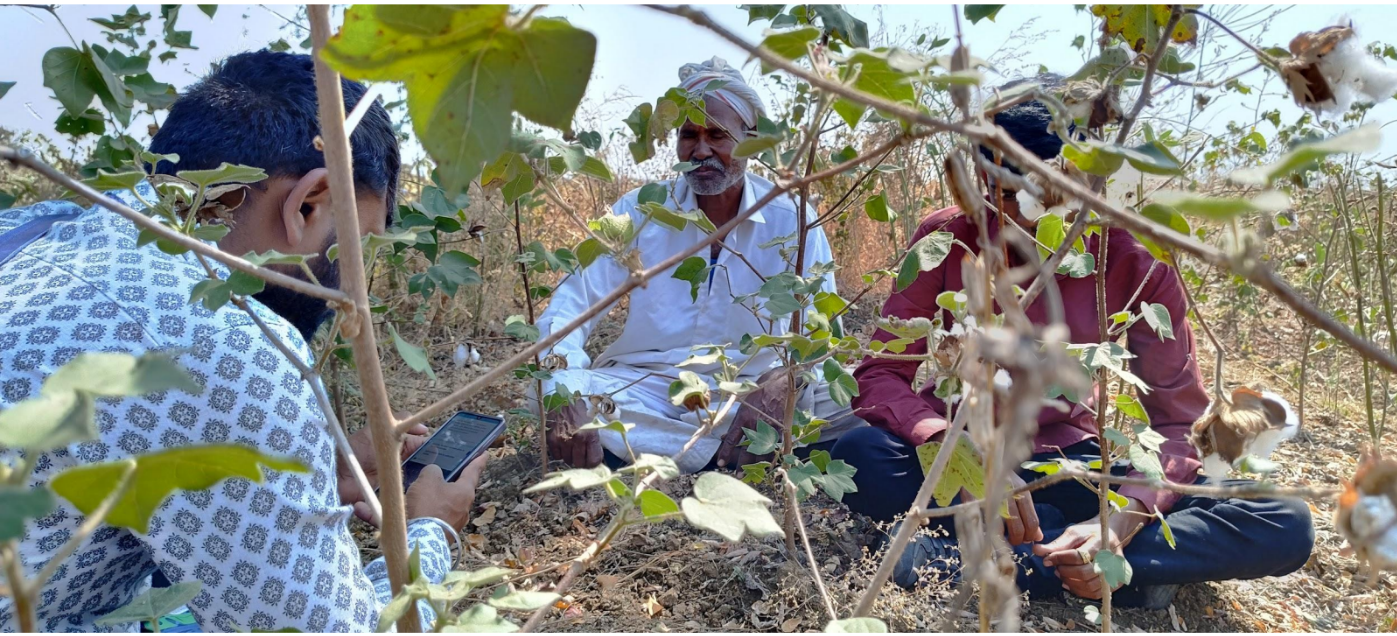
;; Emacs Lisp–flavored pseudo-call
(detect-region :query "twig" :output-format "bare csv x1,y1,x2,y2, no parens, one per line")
782,471,839,622
513,199,549,472
309,7,419,632
0,146,351,306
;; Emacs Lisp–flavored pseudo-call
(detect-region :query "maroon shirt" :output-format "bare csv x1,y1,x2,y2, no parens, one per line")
853,207,1210,513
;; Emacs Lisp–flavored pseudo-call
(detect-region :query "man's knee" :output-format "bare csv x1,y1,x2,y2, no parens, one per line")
1267,496,1316,575
829,426,905,471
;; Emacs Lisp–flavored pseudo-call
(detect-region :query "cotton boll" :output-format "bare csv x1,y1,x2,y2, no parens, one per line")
1336,454,1397,573
1318,37,1397,109
1016,190,1049,222
452,343,482,369
993,368,1013,392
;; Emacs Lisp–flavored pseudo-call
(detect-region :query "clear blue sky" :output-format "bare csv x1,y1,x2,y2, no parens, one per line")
4,3,1396,165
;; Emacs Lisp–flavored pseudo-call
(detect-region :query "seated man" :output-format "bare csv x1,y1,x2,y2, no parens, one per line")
537,57,863,473
831,93,1314,608
0,51,479,632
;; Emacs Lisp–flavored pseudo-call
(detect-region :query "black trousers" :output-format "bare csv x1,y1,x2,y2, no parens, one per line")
830,426,1314,595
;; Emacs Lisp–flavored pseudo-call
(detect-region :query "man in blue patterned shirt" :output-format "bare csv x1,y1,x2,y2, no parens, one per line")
0,50,480,632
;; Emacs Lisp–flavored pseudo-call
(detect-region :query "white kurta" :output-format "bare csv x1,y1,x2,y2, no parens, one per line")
537,172,863,472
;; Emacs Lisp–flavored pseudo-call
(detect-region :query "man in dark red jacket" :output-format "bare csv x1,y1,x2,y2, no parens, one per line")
830,93,1313,608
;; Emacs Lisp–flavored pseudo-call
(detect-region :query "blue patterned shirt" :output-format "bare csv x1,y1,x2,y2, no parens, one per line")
0,186,450,632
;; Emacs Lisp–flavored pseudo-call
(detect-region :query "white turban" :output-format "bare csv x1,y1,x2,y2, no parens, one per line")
677,56,766,130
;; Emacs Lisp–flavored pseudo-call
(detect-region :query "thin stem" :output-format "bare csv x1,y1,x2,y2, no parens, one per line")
1094,218,1114,632
514,200,548,472
783,471,839,622
308,8,418,632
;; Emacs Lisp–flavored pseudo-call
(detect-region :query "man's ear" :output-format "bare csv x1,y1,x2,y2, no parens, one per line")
281,167,331,247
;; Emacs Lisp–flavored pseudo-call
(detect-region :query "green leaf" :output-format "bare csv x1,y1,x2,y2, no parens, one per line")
578,156,613,182
1056,250,1096,278
1102,427,1132,448
764,293,803,317
1064,140,1181,177
638,490,681,519
759,26,821,71
672,255,711,302
741,461,771,485
639,202,715,233
1135,203,1191,265
811,5,869,48
734,134,782,158
388,323,436,381
915,437,985,506
575,237,608,268
826,617,889,633
1150,190,1288,221
489,590,560,611
1138,302,1174,341
428,250,483,296
177,163,268,188
1093,550,1133,588
668,370,711,410
42,46,102,116
741,4,786,24
43,351,201,398
864,193,897,222
1235,454,1278,475
896,231,954,291
1107,489,1131,511
637,182,668,206
322,7,595,194
681,472,784,541
523,465,613,493
1127,443,1165,480
51,446,307,534
1157,512,1176,549
1035,213,1066,261
1230,125,1381,186
225,271,265,297
1069,48,1132,82
823,358,859,408
56,108,106,136
833,49,915,129
742,421,780,456
504,314,540,342
818,459,858,502
94,581,202,628
447,604,519,632
1084,604,1103,627
197,5,217,18
964,5,1005,24
1112,394,1149,424
190,224,230,242
0,486,55,541
0,81,12,101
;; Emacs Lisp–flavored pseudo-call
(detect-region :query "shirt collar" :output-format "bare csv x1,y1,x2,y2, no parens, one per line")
673,171,767,225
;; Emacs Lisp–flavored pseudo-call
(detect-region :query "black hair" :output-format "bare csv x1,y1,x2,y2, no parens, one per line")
979,73,1073,175
149,49,399,218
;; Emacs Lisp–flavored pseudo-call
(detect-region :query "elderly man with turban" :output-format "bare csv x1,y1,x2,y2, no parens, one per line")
534,57,865,473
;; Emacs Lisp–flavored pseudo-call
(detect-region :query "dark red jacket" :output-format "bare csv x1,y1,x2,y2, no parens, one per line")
853,207,1210,513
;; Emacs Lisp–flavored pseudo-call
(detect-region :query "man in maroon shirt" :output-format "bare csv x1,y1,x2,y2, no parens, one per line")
830,90,1313,608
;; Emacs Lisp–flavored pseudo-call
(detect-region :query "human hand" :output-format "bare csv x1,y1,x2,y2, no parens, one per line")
546,399,602,468
1031,497,1148,599
338,424,431,506
1004,473,1043,545
365,456,486,533
715,369,793,469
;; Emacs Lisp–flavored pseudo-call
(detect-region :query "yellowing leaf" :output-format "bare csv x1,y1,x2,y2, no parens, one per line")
323,7,596,194
51,445,308,534
915,437,985,506
1091,4,1200,53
